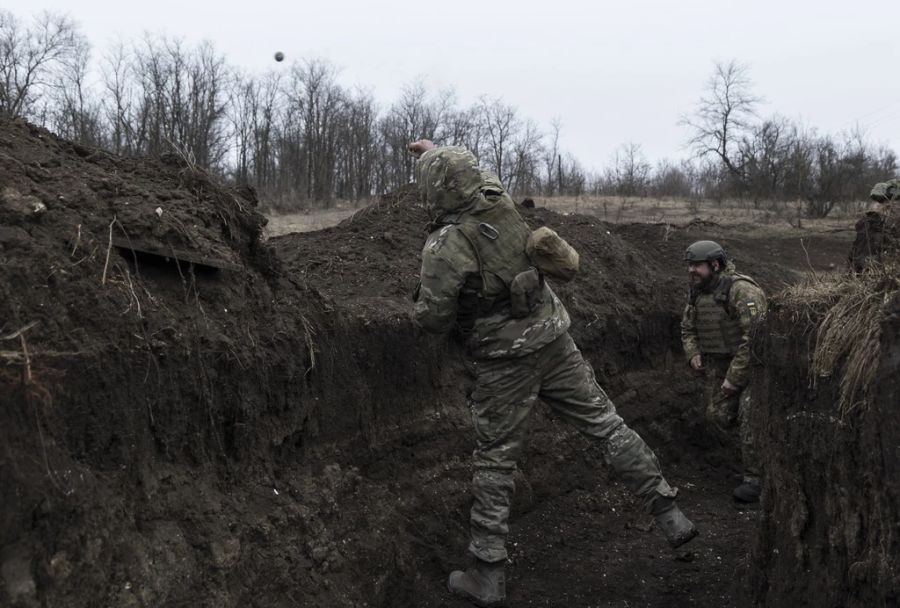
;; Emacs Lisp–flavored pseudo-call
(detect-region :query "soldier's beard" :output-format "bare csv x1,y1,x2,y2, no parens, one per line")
689,272,713,290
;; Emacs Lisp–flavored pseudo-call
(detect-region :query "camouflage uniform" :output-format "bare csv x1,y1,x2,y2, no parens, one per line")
414,147,677,564
680,262,766,482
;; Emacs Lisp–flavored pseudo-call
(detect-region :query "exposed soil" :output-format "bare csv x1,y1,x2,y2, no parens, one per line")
753,274,900,607
0,116,869,608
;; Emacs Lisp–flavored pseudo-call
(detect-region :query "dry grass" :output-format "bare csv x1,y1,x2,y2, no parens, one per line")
538,195,867,235
779,262,900,417
264,195,868,237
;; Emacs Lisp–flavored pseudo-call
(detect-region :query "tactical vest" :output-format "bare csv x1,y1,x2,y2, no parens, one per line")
690,274,757,355
453,195,533,325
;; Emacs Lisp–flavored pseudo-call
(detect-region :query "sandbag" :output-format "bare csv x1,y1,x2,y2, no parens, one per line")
526,227,580,282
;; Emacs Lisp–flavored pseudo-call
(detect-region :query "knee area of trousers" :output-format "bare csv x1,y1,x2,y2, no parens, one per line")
472,467,516,487
647,485,679,513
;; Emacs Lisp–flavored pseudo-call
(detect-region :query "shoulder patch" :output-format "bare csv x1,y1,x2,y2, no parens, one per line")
745,300,759,317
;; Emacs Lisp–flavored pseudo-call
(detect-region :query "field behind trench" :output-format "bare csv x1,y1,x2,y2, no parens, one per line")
4,118,883,608
264,194,867,239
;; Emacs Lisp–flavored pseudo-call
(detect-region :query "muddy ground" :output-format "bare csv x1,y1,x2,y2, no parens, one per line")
1,116,877,608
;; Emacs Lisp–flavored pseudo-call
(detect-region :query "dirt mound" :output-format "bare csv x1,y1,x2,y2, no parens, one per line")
272,185,429,320
752,267,900,607
0,117,435,607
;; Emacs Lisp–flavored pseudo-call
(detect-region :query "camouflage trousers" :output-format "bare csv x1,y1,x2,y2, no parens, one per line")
465,332,676,563
702,355,761,483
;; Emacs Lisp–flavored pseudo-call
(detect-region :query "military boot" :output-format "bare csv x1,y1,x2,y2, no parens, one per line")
733,479,761,503
653,501,699,548
447,558,506,607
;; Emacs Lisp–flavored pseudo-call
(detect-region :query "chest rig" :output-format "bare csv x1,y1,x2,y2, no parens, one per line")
450,196,536,331
690,274,757,355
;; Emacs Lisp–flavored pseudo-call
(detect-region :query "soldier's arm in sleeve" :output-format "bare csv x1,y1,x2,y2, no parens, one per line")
413,232,474,334
681,303,701,362
725,281,767,387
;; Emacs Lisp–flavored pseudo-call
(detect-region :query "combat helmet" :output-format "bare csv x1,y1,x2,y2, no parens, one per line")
869,179,900,203
416,146,483,219
684,240,727,266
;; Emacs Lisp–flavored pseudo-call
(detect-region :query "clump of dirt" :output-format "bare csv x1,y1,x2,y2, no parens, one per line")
751,264,900,607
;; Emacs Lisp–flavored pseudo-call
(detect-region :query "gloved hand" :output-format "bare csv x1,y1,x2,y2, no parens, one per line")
707,389,739,431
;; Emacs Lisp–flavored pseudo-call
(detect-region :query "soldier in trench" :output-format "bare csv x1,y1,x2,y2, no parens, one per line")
408,139,698,607
680,240,767,504
869,178,900,207
849,178,900,272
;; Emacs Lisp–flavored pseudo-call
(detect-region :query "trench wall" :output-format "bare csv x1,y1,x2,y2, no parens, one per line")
752,296,900,607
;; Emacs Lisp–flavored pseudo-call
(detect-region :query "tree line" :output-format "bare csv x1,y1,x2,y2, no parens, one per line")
1,11,895,216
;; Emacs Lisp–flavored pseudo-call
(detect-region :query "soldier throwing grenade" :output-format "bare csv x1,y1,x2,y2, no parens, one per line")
680,241,767,504
409,139,698,607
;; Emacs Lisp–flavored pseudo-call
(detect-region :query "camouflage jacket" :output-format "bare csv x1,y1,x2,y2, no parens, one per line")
680,262,766,387
413,147,570,359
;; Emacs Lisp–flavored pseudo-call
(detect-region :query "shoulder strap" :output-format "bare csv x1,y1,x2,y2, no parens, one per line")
456,223,488,293
712,275,733,305
688,286,699,306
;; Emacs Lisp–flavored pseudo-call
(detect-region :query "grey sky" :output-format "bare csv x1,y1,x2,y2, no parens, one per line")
7,0,900,173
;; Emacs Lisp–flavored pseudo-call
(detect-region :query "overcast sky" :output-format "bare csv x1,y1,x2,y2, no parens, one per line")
6,0,900,172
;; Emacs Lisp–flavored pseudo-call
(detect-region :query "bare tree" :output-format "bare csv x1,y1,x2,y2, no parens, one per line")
378,80,462,192
380,80,432,191
0,10,82,119
607,142,651,196
561,153,586,197
505,119,544,195
442,103,483,158
479,96,520,187
8,9,897,213
230,71,284,188
543,118,562,196
111,36,231,169
47,32,104,146
289,59,346,203
650,159,698,199
99,41,136,154
739,115,795,204
682,59,761,186
336,88,378,199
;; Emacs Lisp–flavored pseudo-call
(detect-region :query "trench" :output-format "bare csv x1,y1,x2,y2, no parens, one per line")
3,277,747,608
7,116,892,608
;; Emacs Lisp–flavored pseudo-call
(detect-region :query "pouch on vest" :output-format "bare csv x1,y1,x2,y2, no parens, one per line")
509,267,543,318
526,227,580,282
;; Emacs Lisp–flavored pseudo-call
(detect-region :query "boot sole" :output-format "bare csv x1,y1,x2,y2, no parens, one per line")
447,573,506,608
447,585,506,608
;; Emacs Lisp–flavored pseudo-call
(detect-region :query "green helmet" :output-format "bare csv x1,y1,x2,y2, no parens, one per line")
416,146,483,218
684,240,727,265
